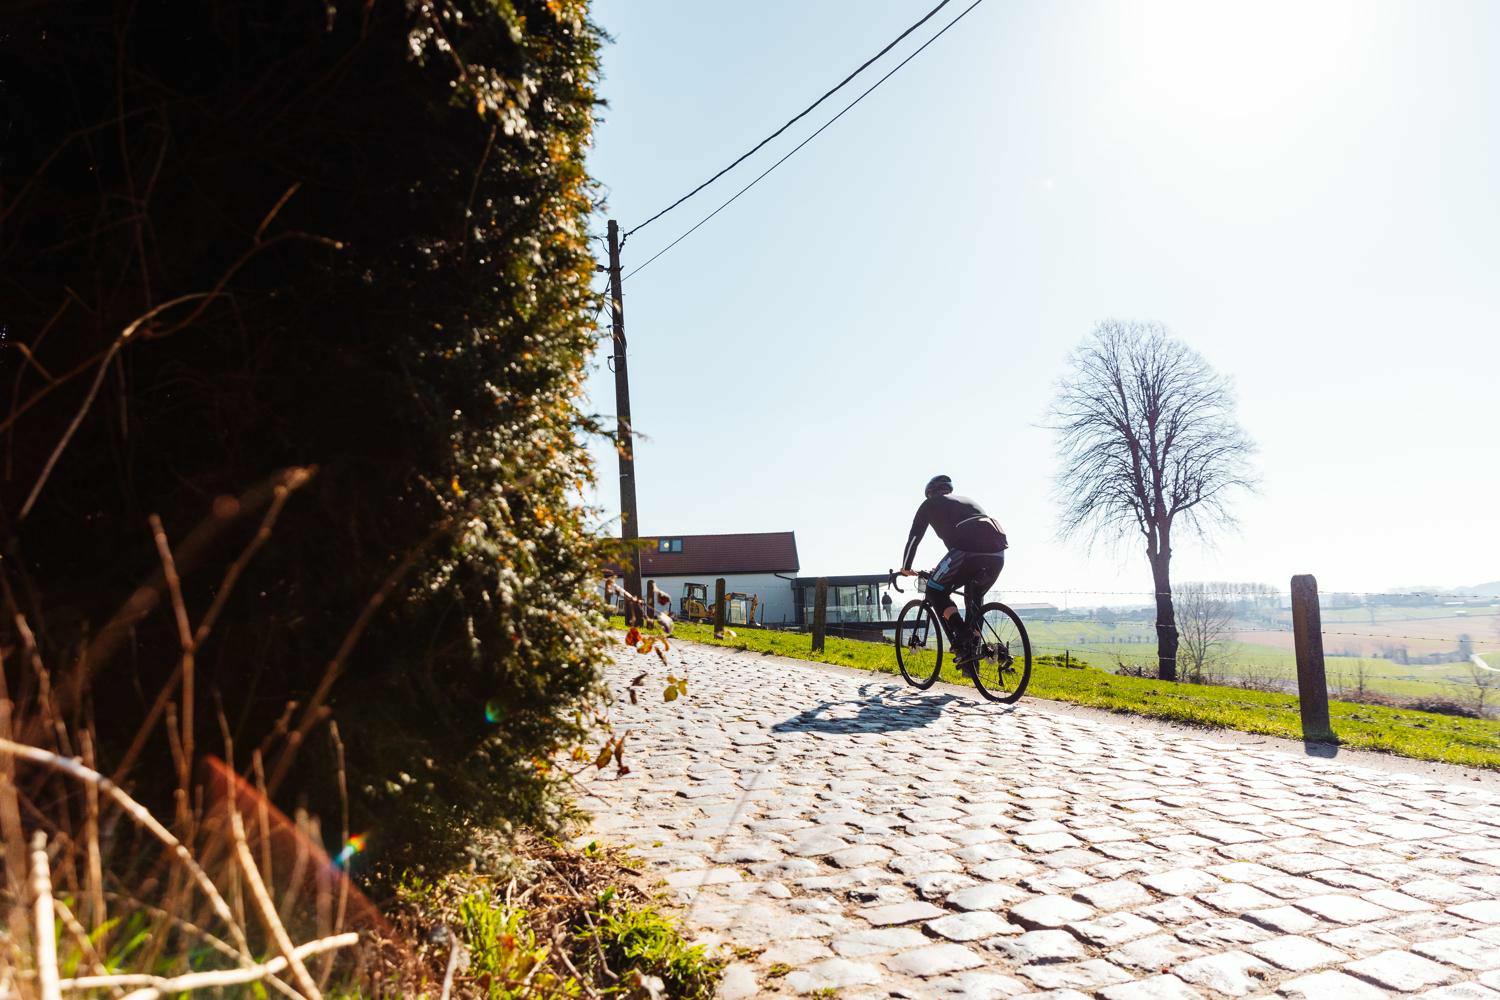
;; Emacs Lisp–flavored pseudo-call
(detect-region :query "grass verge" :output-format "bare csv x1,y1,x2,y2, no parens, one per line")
384,835,722,998
624,618,1500,771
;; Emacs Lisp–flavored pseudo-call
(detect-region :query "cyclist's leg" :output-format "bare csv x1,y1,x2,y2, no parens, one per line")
926,551,965,642
963,553,1005,634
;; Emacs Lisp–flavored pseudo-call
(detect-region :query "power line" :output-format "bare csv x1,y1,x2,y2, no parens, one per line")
623,0,956,240
624,0,989,282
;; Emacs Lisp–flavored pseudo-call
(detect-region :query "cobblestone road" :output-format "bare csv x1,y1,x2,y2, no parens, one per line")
578,644,1500,999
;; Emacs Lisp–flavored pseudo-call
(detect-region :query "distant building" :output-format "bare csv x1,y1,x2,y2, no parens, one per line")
611,531,800,624
791,575,893,626
1008,602,1058,618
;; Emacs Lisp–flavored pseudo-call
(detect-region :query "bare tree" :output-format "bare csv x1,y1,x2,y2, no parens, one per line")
1176,582,1235,683
1050,321,1257,681
1340,658,1370,702
1454,656,1498,718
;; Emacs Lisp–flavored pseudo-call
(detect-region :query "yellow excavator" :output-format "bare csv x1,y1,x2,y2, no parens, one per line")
680,583,758,626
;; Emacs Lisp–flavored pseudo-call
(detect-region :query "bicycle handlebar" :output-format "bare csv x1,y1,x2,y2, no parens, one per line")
887,568,929,593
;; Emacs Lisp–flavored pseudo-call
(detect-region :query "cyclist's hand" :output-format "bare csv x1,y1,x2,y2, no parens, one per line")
898,568,917,577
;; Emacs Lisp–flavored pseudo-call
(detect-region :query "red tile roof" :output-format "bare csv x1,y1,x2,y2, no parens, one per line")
611,531,799,577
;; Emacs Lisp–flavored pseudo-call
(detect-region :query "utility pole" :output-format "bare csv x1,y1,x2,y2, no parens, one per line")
606,220,643,605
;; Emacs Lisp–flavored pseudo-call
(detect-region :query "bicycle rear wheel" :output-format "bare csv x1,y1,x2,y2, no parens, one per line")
971,602,1032,703
895,600,943,689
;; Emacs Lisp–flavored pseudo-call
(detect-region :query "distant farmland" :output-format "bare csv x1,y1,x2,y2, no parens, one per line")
1243,607,1498,659
1019,603,1499,703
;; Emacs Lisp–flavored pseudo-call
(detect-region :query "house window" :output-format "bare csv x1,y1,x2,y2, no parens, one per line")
658,538,683,553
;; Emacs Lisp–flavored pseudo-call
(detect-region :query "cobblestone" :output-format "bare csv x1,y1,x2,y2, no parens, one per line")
781,957,882,994
1451,901,1500,924
927,909,1012,942
1248,934,1348,971
1295,893,1394,924
1010,894,1095,929
1243,904,1323,934
1413,936,1500,971
1172,949,1275,996
1142,868,1223,896
886,943,986,977
949,881,1028,911
858,900,947,926
1099,974,1206,999
1067,911,1160,948
1018,958,1133,990
1278,969,1393,998
1346,949,1460,991
1076,879,1155,910
577,643,1500,997
996,929,1088,965
1413,983,1500,1000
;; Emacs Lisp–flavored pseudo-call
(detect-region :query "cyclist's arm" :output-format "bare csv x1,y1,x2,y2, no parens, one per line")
901,507,928,571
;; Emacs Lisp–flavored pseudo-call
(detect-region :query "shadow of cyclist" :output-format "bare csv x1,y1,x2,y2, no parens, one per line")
770,683,965,736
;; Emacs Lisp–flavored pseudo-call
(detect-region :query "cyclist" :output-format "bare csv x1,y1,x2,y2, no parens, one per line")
899,475,1008,666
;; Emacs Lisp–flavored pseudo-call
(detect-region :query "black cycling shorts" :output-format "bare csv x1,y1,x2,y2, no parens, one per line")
927,550,1005,608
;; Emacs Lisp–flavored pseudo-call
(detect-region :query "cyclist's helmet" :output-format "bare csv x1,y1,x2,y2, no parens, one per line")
925,474,953,498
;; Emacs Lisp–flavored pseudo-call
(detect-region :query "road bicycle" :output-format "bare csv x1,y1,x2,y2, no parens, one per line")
887,569,1032,704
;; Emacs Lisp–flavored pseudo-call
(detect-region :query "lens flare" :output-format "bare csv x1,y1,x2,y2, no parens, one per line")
484,698,505,723
335,832,368,868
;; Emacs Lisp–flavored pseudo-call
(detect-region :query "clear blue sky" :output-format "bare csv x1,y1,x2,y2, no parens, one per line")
582,0,1500,604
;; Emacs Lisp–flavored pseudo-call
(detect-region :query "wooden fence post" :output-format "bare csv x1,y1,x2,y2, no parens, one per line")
713,577,726,639
1291,574,1334,742
811,577,828,653
645,580,657,626
620,576,639,628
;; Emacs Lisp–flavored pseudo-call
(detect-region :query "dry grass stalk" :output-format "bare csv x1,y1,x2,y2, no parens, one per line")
67,468,312,741
1,660,34,958
48,898,114,989
78,732,106,929
112,472,313,788
228,804,323,999
99,891,258,973
0,737,254,960
30,830,62,1000
317,724,352,991
1,472,402,999
279,809,313,920
252,750,275,887
147,513,197,823
56,931,358,999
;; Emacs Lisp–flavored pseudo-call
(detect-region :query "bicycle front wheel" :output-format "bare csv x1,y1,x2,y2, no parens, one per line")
895,600,943,689
971,602,1032,703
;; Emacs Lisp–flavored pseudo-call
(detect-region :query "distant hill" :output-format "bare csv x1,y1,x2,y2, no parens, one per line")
1453,581,1500,597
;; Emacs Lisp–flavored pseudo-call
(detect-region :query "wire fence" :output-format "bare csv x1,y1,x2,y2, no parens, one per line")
998,586,1500,601
606,572,1500,741
872,579,1498,735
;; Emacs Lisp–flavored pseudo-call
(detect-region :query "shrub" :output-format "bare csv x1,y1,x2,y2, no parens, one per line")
2,0,610,868
583,902,723,999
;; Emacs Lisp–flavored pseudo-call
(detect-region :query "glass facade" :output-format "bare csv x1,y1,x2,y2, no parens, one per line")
796,580,891,624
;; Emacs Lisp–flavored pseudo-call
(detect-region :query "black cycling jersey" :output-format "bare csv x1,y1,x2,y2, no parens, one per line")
901,493,1007,570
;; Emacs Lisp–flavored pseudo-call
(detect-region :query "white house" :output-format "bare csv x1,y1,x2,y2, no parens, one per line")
622,531,801,626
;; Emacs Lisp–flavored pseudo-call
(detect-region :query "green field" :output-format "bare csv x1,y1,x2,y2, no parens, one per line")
1318,605,1500,624
1013,615,1496,703
618,618,1500,771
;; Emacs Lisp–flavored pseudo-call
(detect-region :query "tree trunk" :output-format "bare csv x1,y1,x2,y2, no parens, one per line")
1151,555,1179,681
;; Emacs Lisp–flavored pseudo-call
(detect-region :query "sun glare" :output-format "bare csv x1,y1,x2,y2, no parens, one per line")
1122,0,1372,128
